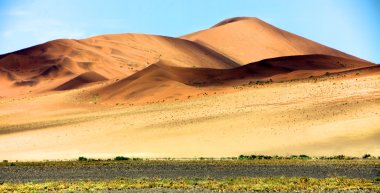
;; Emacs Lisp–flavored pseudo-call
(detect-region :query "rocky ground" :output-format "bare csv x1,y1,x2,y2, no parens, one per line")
1,161,379,183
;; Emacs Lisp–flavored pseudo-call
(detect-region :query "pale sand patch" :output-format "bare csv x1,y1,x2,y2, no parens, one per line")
0,75,379,161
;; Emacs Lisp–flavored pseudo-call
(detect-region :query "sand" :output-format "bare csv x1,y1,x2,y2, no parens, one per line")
0,71,379,161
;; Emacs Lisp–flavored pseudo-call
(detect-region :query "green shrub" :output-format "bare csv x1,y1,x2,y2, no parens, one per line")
298,155,311,160
78,156,88,161
257,155,272,159
114,156,130,161
238,155,249,160
272,155,284,159
238,155,273,160
335,155,345,160
362,154,371,159
290,155,299,159
318,155,358,160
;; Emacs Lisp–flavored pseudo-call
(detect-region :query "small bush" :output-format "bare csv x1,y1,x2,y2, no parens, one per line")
78,156,88,161
238,155,273,160
362,154,371,159
257,155,272,159
335,155,346,160
114,156,130,161
298,155,311,160
3,160,8,163
290,155,299,159
326,155,346,160
318,155,358,160
238,155,249,160
272,155,284,159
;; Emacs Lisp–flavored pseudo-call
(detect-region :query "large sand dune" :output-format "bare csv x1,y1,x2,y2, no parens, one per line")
181,17,367,64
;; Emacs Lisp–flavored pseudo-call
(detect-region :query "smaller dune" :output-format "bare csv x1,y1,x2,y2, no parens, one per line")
95,55,374,102
54,71,107,91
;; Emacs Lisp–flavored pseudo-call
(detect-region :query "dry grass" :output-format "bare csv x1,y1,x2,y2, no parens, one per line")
1,177,379,192
1,158,379,167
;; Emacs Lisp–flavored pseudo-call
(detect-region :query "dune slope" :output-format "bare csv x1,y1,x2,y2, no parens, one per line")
181,17,369,64
0,34,238,97
95,55,374,102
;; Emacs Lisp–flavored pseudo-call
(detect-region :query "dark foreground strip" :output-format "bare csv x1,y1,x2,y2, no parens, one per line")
0,162,379,183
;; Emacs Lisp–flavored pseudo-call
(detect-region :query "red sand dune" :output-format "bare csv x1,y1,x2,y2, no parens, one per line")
181,17,368,64
0,34,238,96
0,34,237,80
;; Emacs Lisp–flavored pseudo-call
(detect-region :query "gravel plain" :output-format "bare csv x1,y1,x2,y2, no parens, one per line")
1,161,379,183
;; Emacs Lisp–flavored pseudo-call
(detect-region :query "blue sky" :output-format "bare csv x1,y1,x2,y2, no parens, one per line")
0,0,379,63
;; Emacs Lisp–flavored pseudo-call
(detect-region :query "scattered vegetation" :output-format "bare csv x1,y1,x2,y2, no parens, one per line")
362,154,373,159
1,154,378,167
114,156,130,161
78,156,88,161
237,154,380,161
248,79,273,86
296,154,312,160
238,155,273,160
1,177,378,192
318,155,357,160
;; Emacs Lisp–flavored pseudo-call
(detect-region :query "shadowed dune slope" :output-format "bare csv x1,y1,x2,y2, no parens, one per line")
96,55,375,101
0,34,238,96
54,71,107,91
181,17,370,64
0,34,237,79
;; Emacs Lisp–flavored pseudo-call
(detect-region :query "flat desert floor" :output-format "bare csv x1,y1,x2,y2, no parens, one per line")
0,73,379,161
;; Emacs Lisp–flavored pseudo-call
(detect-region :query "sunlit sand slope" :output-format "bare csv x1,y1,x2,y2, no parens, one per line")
182,17,368,64
0,70,378,160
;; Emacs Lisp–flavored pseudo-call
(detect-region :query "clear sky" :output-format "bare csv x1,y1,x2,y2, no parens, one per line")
0,0,379,63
